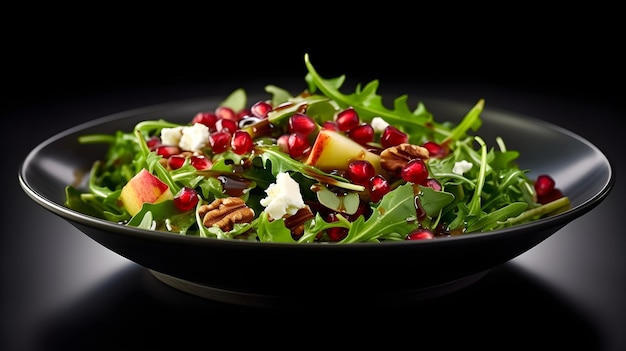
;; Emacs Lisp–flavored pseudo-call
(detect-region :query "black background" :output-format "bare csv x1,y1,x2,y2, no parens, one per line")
4,9,625,351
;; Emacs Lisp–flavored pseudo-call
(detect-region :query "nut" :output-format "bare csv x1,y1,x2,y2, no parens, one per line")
380,143,430,175
198,197,255,231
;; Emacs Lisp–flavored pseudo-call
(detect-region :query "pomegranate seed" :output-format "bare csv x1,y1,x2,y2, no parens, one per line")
190,155,212,170
335,108,360,131
215,106,238,121
534,174,555,197
155,145,181,158
146,136,161,150
381,126,408,148
215,118,237,132
287,132,311,158
321,121,339,131
348,123,375,145
401,158,429,184
208,131,231,154
420,178,442,191
346,160,376,186
192,112,218,132
347,201,373,221
168,155,186,170
406,228,435,240
276,134,290,154
237,108,252,120
173,186,199,212
369,175,390,203
538,188,563,204
422,141,447,158
231,130,254,155
288,113,317,135
326,212,348,242
250,101,273,118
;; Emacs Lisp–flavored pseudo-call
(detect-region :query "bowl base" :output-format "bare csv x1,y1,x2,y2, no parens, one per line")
149,269,489,308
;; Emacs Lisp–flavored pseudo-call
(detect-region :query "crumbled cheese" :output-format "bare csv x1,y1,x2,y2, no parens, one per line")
179,123,210,153
260,172,305,220
453,160,473,175
371,117,390,133
160,126,184,146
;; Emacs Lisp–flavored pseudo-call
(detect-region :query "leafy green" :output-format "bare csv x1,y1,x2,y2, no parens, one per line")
64,53,571,244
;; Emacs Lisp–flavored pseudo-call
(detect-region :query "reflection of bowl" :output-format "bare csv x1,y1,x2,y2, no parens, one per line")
18,95,614,308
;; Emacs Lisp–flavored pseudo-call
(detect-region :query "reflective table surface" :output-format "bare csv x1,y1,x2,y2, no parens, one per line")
3,81,624,350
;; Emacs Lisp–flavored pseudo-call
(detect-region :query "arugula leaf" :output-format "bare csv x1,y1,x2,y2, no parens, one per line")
304,53,450,144
340,183,418,243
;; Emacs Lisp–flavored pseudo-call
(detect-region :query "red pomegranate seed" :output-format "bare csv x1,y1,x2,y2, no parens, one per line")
346,160,376,186
347,200,373,221
287,132,311,158
215,118,237,132
420,178,442,191
146,136,161,150
534,174,555,197
215,106,238,121
321,121,339,131
276,134,290,154
173,186,199,212
538,188,563,204
192,112,218,132
231,130,254,155
168,155,186,170
326,212,348,242
209,131,231,154
406,228,435,240
401,158,429,184
236,108,252,120
335,108,360,131
288,113,317,135
348,123,375,145
381,126,408,148
190,155,212,170
422,141,447,158
369,175,390,203
155,145,181,158
250,101,273,118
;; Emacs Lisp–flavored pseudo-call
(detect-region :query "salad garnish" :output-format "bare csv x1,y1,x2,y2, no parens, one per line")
65,53,570,243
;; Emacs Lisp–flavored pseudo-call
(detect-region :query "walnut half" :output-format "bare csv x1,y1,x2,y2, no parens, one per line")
198,197,255,231
380,143,430,176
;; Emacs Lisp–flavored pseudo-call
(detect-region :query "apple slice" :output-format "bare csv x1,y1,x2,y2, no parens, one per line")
119,168,174,216
305,129,384,175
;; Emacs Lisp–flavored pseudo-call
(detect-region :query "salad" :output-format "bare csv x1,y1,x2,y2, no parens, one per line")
65,53,570,244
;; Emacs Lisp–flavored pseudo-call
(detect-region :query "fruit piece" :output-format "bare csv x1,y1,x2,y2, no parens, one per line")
335,108,360,131
119,168,174,216
173,186,199,212
381,125,408,148
305,129,384,174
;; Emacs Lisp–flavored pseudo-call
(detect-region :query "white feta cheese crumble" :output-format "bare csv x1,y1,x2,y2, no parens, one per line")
453,160,473,175
260,172,305,220
160,126,184,146
371,117,390,133
161,123,210,153
179,123,210,153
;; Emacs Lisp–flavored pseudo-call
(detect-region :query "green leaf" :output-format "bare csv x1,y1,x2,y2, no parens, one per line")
340,183,418,243
256,211,296,243
304,53,451,144
219,88,247,112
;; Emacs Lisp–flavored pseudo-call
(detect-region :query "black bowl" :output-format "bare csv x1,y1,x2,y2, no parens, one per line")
18,95,615,308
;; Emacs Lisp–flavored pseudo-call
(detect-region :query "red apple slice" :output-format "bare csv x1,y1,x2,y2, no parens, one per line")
119,168,174,216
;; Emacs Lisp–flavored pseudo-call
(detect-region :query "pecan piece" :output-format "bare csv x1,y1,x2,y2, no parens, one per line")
380,143,430,176
198,197,255,231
